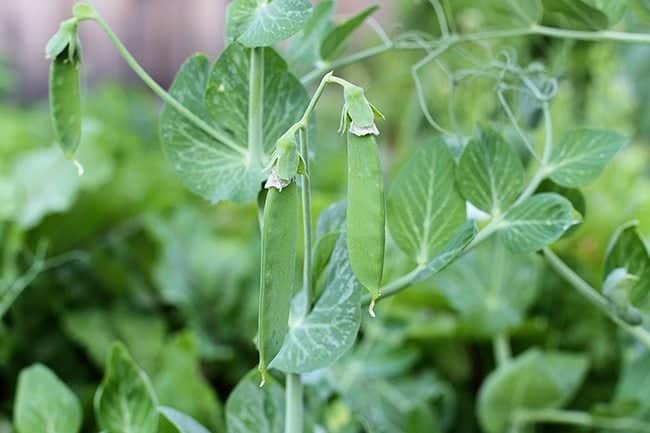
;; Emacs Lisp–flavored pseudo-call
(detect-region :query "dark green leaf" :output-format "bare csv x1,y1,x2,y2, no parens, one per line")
320,6,379,61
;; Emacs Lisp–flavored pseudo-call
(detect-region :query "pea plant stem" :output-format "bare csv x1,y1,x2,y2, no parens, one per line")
90,10,246,156
493,334,511,367
249,47,265,169
512,408,650,432
285,373,303,433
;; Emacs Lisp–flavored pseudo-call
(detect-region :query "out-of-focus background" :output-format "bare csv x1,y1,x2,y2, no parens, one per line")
1,1,650,432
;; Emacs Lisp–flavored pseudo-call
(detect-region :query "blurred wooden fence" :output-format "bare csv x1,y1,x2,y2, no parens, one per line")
0,0,389,100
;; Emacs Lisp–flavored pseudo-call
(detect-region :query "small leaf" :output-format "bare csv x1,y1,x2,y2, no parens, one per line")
286,0,335,65
227,0,313,47
95,343,158,433
226,370,284,433
456,127,525,215
478,349,588,433
604,221,650,307
497,193,580,253
320,6,379,61
547,128,627,188
14,364,82,433
541,0,610,30
389,137,466,264
270,234,362,373
159,407,211,433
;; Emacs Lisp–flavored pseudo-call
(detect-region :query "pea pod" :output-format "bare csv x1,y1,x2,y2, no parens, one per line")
258,181,298,381
346,132,385,303
49,46,82,159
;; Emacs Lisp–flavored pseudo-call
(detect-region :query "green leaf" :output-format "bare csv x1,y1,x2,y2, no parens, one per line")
320,6,379,61
313,200,347,295
388,137,466,264
270,234,362,373
95,343,158,433
227,0,313,47
484,0,543,28
434,238,542,336
316,200,347,238
604,221,650,307
496,193,580,253
583,0,628,25
286,0,334,65
457,127,525,215
161,45,308,203
159,407,211,433
541,0,610,29
14,364,82,433
547,128,627,188
614,349,650,416
478,349,588,433
226,370,284,433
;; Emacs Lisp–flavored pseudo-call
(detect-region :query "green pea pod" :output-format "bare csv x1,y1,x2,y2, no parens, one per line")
49,46,82,159
346,132,385,303
258,182,298,381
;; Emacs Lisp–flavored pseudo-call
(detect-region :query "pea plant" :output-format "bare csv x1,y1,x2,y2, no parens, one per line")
11,0,650,433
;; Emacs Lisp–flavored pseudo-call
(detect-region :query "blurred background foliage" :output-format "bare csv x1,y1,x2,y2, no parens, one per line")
1,1,650,432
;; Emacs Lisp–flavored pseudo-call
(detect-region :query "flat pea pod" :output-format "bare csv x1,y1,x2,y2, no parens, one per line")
49,47,82,159
346,132,385,302
258,181,298,381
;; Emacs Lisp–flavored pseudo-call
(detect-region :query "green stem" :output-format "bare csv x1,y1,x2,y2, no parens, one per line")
513,408,650,432
299,128,312,307
90,11,245,156
543,247,650,349
493,334,511,367
286,373,303,433
249,47,265,168
533,24,650,43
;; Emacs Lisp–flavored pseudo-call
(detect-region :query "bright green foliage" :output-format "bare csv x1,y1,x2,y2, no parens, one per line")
227,0,313,47
604,221,650,307
286,0,334,66
547,128,627,188
485,0,542,28
497,193,579,252
478,349,588,433
270,234,362,373
541,0,610,29
159,407,211,433
388,137,466,264
346,133,385,298
226,370,284,433
321,6,379,61
613,350,650,417
434,238,542,336
583,0,629,25
456,127,525,215
95,343,159,433
14,364,82,433
258,183,298,378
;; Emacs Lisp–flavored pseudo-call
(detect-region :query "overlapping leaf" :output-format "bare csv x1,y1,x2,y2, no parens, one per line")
226,370,284,433
320,6,379,61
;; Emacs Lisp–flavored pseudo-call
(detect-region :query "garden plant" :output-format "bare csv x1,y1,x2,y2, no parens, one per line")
3,0,650,432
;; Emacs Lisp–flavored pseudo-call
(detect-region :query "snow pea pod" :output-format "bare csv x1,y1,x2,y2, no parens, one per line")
258,181,298,381
49,46,82,159
346,132,385,303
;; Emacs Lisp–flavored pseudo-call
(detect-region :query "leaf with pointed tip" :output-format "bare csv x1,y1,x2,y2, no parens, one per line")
604,221,650,307
546,128,627,188
14,364,82,433
496,193,580,253
227,0,313,47
286,0,335,66
95,343,158,433
320,6,379,61
226,371,284,433
456,127,525,215
413,220,477,283
478,349,588,433
270,234,362,373
159,407,211,433
388,138,466,264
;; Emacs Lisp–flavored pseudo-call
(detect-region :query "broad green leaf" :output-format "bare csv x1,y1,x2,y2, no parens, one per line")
159,407,211,433
95,343,158,433
413,220,477,282
14,364,82,433
614,349,650,416
286,0,334,66
583,0,628,25
313,200,347,296
496,193,580,253
604,221,650,307
388,138,466,264
154,332,224,432
316,200,347,238
484,0,543,28
270,234,362,373
434,238,542,336
226,370,284,433
478,349,588,433
541,0,609,29
227,0,313,47
547,128,627,188
320,6,379,61
456,127,525,215
312,232,339,295
161,45,307,203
